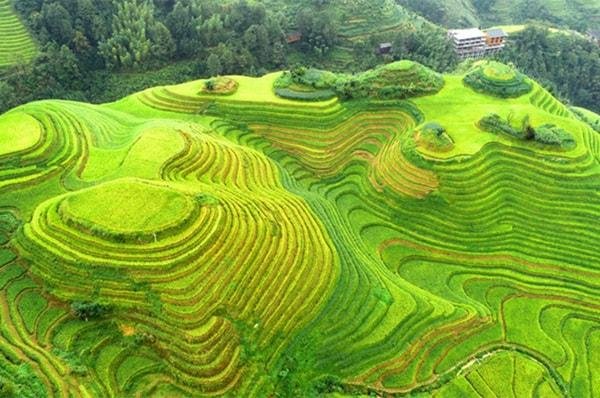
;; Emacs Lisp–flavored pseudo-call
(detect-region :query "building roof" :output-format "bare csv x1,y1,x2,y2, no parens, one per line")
485,28,508,38
589,30,600,40
286,31,302,44
379,42,392,49
448,28,485,40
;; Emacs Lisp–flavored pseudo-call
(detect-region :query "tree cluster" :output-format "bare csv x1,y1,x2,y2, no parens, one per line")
496,27,600,113
0,0,297,112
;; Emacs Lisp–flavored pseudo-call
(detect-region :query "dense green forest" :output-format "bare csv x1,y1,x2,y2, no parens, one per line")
496,27,600,113
0,0,598,113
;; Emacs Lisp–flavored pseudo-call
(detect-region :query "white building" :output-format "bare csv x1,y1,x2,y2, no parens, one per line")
448,28,508,59
448,28,487,59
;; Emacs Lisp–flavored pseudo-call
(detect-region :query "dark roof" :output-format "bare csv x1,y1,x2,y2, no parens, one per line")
485,28,507,38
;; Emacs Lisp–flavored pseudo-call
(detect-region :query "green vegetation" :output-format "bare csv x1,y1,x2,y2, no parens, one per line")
0,60,598,396
0,0,37,69
0,113,41,156
464,61,533,98
496,26,600,113
479,113,576,148
399,0,600,32
275,61,444,101
416,122,454,152
59,179,196,243
71,301,111,321
202,77,240,95
572,107,600,133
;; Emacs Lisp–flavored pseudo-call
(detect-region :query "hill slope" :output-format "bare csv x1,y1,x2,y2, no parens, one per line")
399,0,600,30
0,61,599,397
0,0,36,69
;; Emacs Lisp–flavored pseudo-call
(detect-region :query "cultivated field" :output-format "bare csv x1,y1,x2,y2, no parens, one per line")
0,60,598,397
0,0,36,69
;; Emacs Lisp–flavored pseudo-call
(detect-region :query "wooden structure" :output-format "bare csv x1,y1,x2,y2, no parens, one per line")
286,31,302,44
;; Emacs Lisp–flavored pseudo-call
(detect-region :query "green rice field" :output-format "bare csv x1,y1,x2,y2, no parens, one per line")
0,0,36,69
0,60,598,397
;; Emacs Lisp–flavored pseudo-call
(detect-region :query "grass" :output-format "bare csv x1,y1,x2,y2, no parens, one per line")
59,178,196,241
0,60,598,396
0,113,41,156
0,0,37,69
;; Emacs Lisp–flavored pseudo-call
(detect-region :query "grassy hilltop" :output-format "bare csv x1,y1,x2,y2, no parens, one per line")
0,60,599,397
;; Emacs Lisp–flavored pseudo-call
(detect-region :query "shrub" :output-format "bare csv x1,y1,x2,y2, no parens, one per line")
0,379,15,398
534,124,576,148
274,61,444,101
274,87,336,101
479,114,575,148
205,79,216,92
418,122,454,152
479,114,523,138
201,77,238,95
71,301,111,321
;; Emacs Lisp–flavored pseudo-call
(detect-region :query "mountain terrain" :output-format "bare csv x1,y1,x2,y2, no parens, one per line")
0,60,599,397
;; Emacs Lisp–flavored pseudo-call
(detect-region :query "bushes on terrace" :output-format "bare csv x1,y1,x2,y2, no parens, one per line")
201,77,239,95
274,61,444,101
417,122,454,152
479,113,575,149
71,301,111,321
0,379,15,398
464,62,533,98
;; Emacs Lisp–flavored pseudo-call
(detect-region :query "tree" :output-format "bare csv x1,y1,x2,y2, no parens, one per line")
149,22,176,61
41,2,74,45
99,0,162,69
0,82,17,114
296,9,338,55
206,53,223,76
244,24,270,61
166,0,203,57
71,301,110,321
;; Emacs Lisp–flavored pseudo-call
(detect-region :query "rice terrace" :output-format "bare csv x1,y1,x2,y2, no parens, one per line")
0,0,36,70
0,56,599,397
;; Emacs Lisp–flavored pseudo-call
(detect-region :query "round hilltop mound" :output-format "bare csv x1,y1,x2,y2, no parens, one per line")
464,61,533,98
58,179,197,243
0,113,41,157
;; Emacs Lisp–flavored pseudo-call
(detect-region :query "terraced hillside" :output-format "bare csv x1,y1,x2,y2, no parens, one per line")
0,0,36,69
0,61,599,397
260,0,426,70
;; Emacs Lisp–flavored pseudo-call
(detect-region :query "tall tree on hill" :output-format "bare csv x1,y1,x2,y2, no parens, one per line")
165,0,203,57
41,2,74,45
99,0,174,69
296,9,338,56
